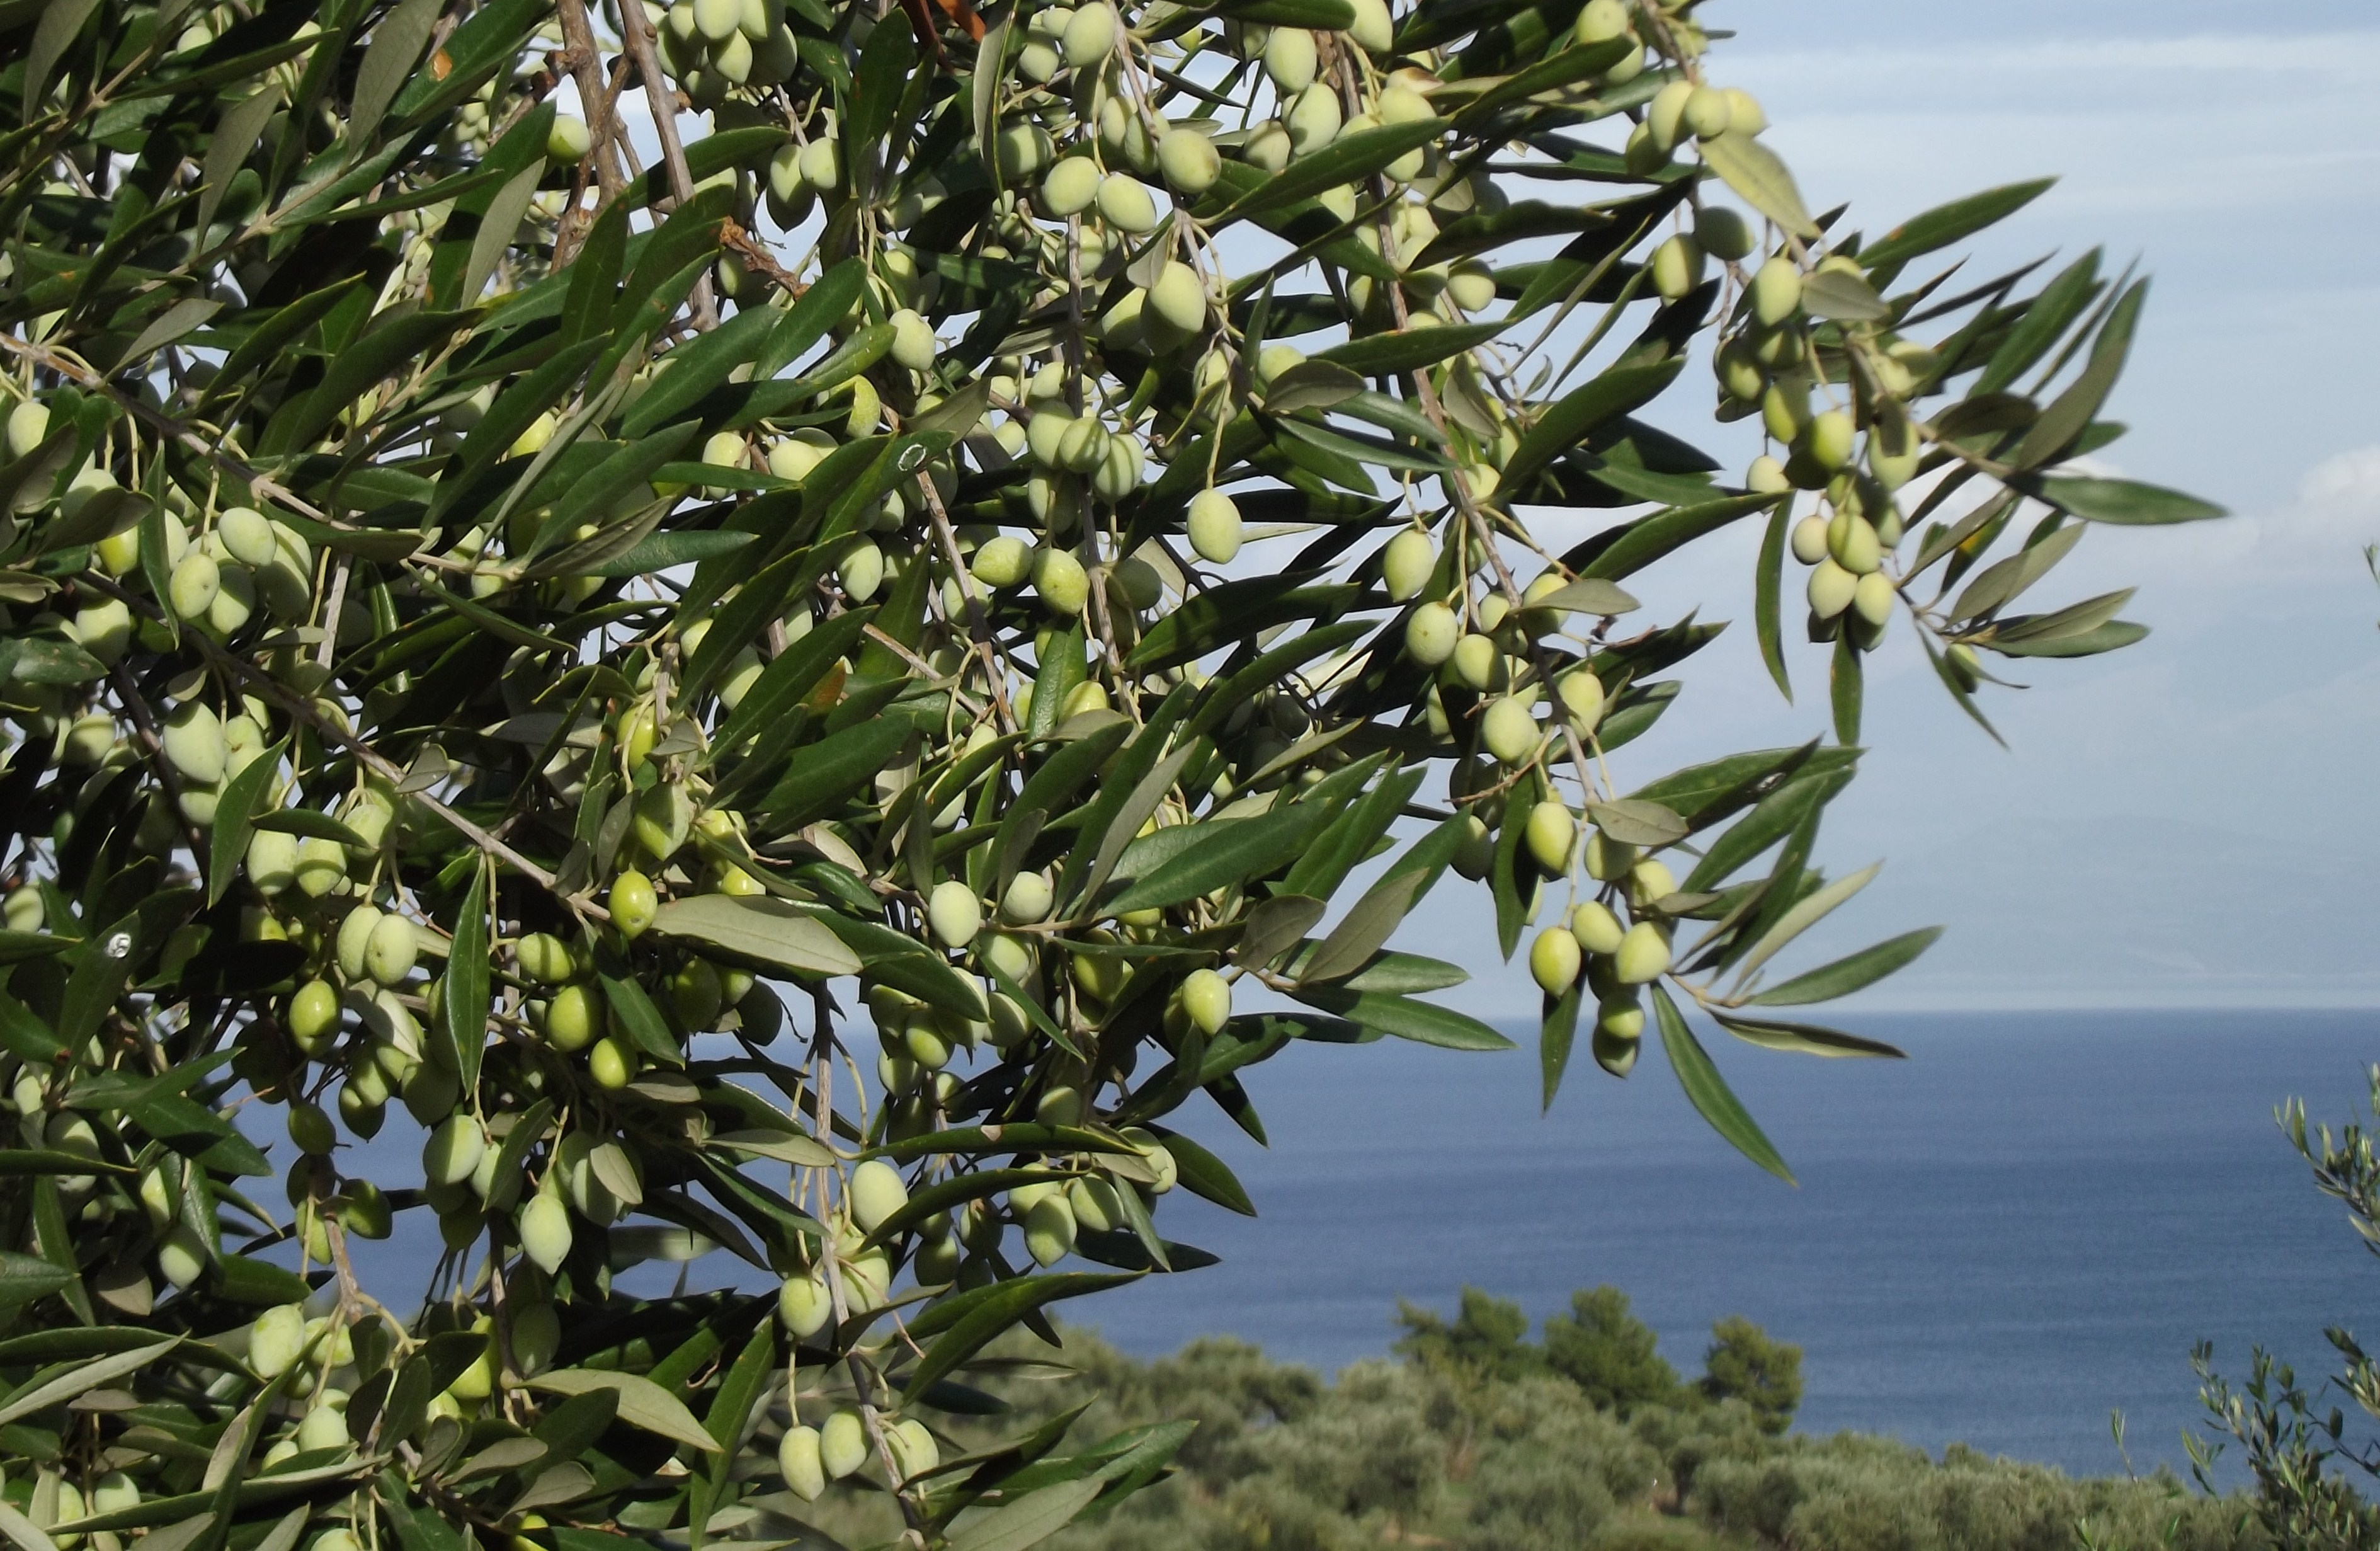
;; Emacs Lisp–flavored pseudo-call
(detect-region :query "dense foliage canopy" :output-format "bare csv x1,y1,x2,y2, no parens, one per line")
0,0,2221,1544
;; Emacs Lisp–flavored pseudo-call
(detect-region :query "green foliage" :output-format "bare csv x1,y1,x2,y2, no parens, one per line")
1396,1285,1543,1382
0,0,2216,1539
1546,1285,1682,1416
1700,1313,1801,1435
2191,1067,2380,1549
838,1312,2272,1551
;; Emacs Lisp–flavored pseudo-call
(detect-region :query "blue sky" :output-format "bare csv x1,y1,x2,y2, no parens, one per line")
1412,1,2380,1014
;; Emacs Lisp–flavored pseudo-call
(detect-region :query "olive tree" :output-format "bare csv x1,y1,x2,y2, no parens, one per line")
0,0,2218,1544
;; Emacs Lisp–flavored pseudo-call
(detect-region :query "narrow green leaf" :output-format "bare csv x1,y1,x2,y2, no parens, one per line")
443,864,490,1092
1651,985,1793,1182
1859,178,2056,272
1287,986,1514,1050
1745,926,1942,1007
647,895,863,977
1755,501,1791,700
1733,860,1880,987
1715,1012,1908,1058
1697,130,1816,238
2022,475,2224,526
524,1371,720,1453
1539,981,1580,1112
1830,634,1862,745
207,740,283,907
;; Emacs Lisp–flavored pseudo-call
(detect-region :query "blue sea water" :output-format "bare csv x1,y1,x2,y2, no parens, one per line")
1064,1008,2380,1479
340,1008,2380,1481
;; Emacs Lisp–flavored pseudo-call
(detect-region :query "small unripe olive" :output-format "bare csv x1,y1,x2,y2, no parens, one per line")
1747,454,1792,496
518,1193,573,1273
1481,697,1539,765
1382,529,1435,601
1068,1175,1125,1233
1157,128,1221,194
889,308,937,371
974,534,1032,588
670,957,724,1031
1629,858,1677,907
1263,26,1317,91
589,1036,635,1089
1096,173,1160,233
1804,409,1855,472
1032,546,1090,615
1646,80,1694,150
545,982,601,1052
1570,900,1626,955
838,539,885,603
778,1269,831,1337
1868,420,1922,490
423,1114,485,1186
1585,830,1636,882
1061,1,1117,65
1614,920,1671,984
1682,84,1733,139
1000,870,1054,924
1285,83,1341,154
1695,205,1753,261
1530,927,1582,995
249,1303,308,1377
1187,488,1243,564
365,912,418,985
169,550,221,621
1404,601,1459,665
798,136,841,191
1149,261,1208,337
288,1100,336,1155
780,1426,827,1500
1650,234,1704,300
1751,256,1802,326
162,700,227,785
547,115,592,163
1023,1193,1078,1266
1806,557,1857,619
157,1224,207,1288
1451,632,1500,691
518,931,575,985
1523,800,1576,874
1852,570,1896,627
1600,997,1646,1041
1574,0,1629,43
609,869,658,937
1181,968,1232,1034
1041,155,1100,216
1789,513,1830,565
849,1158,909,1233
1557,669,1605,732
288,978,341,1055
820,1409,870,1479
5,400,48,457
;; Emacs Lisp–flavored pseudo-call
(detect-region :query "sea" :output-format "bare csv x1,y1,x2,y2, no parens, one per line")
338,1007,2380,1482
1062,1007,2380,1480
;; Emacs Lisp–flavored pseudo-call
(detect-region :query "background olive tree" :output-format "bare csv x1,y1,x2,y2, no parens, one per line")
0,0,2219,1543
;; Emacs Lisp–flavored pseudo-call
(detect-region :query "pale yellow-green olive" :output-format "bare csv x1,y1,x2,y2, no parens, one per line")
1682,84,1733,139
1804,409,1855,472
1060,1,1116,66
1286,83,1341,155
5,400,48,457
1481,697,1539,765
1570,900,1626,955
1646,80,1694,151
820,1409,869,1479
1032,546,1090,615
1650,234,1704,300
1751,256,1801,326
1041,154,1100,216
1613,920,1671,983
1023,1192,1078,1265
1187,488,1243,563
1556,668,1604,732
974,534,1032,588
1157,127,1221,193
849,1158,909,1231
1244,118,1292,171
365,912,418,985
1790,513,1830,565
1451,631,1501,692
780,1425,827,1500
1574,0,1629,42
778,1268,832,1336
1523,800,1576,873
518,1193,573,1273
1382,529,1436,600
1181,967,1232,1034
1096,173,1161,233
1404,601,1459,665
1852,569,1896,627
1263,26,1316,91
1806,556,1857,619
1530,925,1582,995
423,1114,486,1187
